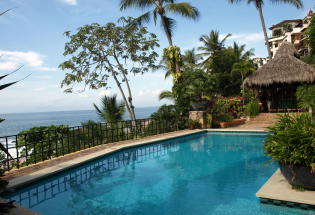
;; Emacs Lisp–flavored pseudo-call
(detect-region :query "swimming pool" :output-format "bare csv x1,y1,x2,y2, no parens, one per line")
4,132,315,215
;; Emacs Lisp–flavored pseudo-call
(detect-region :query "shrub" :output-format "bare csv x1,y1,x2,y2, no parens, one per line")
218,114,234,123
188,120,202,129
150,105,187,129
245,101,260,117
264,114,315,171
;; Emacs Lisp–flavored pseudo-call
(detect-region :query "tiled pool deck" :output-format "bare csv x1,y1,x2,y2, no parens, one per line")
257,170,315,208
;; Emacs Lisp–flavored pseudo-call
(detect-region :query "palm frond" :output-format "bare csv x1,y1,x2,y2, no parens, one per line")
134,11,152,26
94,94,126,123
269,0,303,8
0,66,24,81
159,90,175,101
161,15,176,39
0,8,13,16
220,33,232,46
165,2,200,20
120,0,154,10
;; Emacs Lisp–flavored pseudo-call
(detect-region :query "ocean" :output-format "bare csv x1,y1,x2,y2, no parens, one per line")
0,107,158,137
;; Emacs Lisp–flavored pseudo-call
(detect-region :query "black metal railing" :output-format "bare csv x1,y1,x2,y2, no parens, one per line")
0,118,187,171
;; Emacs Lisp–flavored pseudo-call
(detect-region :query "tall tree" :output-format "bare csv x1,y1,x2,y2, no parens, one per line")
93,95,126,123
228,0,303,59
120,0,199,46
182,48,200,67
198,31,231,70
59,17,159,122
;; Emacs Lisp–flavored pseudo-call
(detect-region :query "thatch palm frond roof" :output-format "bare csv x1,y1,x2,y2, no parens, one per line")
274,42,299,58
244,43,315,87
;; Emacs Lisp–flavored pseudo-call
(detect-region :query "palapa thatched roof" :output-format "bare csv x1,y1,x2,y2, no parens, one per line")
244,42,315,87
274,42,299,58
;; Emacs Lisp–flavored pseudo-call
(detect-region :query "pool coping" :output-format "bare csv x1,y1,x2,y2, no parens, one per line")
256,169,315,208
5,129,205,190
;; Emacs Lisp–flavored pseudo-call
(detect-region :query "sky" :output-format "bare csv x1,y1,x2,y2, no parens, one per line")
0,0,314,114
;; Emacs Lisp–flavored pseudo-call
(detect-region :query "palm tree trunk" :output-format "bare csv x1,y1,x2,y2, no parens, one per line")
160,14,181,74
257,6,272,59
160,15,173,46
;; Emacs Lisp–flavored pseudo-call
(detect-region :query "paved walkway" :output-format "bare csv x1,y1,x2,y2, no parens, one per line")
232,113,280,130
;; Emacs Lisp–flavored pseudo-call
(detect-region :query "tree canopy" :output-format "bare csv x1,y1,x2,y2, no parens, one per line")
60,17,160,121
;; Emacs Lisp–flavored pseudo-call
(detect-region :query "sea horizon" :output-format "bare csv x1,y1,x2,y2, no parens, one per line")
0,107,159,137
1,106,159,115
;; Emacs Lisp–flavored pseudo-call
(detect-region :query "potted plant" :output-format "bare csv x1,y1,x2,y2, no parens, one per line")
264,113,315,190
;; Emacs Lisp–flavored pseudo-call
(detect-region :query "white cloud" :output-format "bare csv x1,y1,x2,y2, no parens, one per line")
137,89,162,97
98,90,111,97
0,62,17,70
79,93,88,98
61,0,78,5
228,33,264,44
0,50,56,72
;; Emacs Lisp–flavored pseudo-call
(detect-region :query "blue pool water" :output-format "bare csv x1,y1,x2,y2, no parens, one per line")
4,132,315,215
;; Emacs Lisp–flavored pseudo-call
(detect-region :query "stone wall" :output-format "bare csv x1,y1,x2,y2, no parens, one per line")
189,111,206,128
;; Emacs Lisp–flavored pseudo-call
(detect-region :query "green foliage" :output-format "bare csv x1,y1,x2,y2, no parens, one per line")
301,55,315,68
163,46,183,80
273,29,283,37
60,17,159,92
93,95,125,123
159,90,174,102
198,31,254,96
150,105,187,129
296,85,315,114
218,114,234,123
282,23,293,33
216,96,245,118
17,125,71,165
243,88,259,104
120,0,199,46
188,120,202,129
292,185,306,191
264,114,315,170
306,16,315,56
172,68,216,108
204,113,213,128
245,101,260,117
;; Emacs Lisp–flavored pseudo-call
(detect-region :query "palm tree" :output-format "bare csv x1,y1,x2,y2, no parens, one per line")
182,48,200,67
93,95,126,123
159,90,175,102
228,0,303,59
120,0,199,46
296,85,315,122
232,60,256,98
198,30,231,69
232,42,254,62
